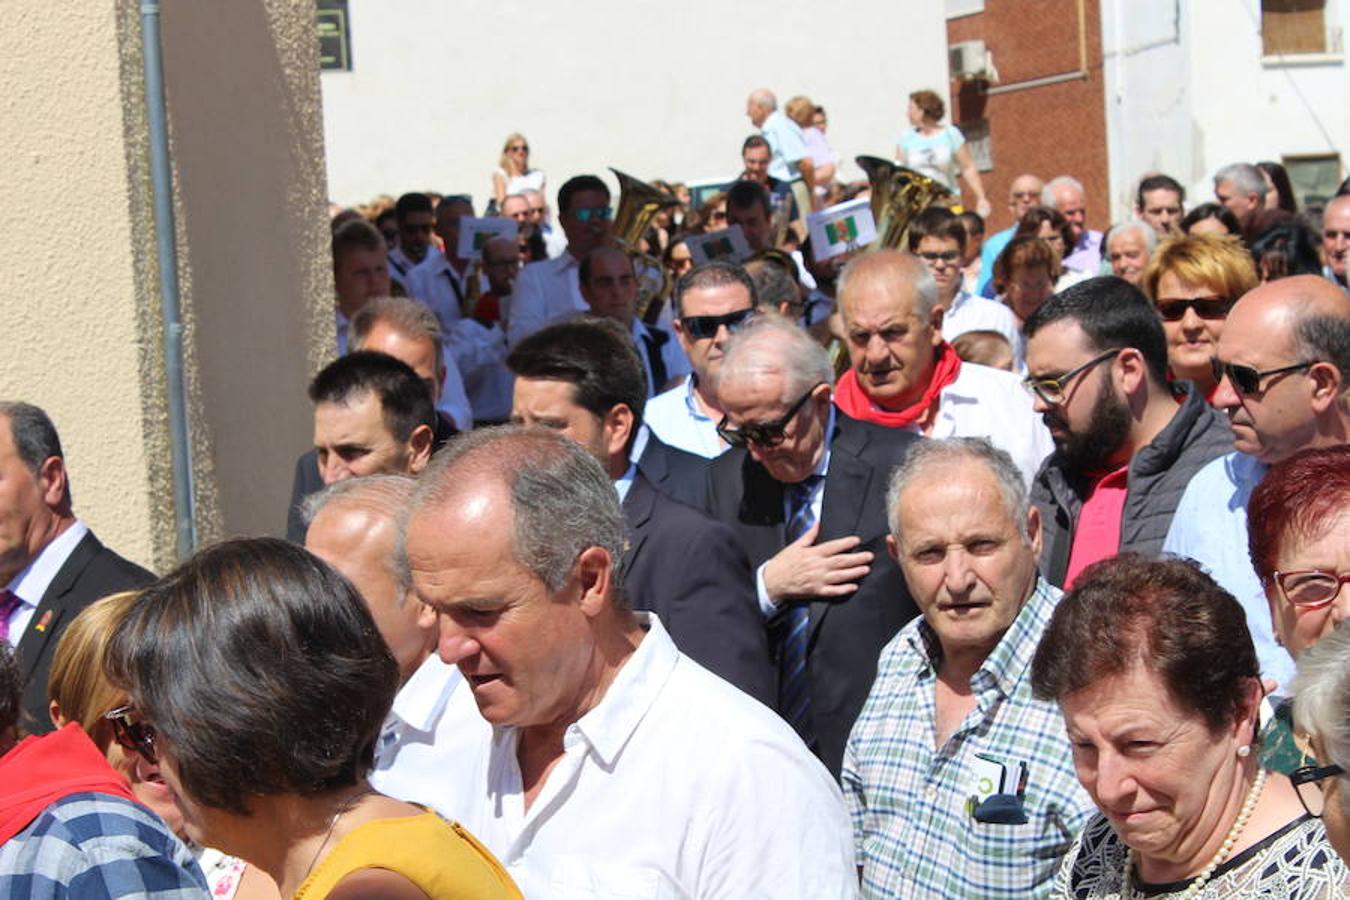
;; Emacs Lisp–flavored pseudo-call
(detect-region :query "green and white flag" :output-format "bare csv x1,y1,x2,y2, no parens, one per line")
808,198,876,263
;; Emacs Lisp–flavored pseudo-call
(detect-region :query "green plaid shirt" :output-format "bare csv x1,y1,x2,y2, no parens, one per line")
842,578,1095,899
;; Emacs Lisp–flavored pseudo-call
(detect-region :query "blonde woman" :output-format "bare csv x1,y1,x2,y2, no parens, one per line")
48,592,281,900
491,132,545,208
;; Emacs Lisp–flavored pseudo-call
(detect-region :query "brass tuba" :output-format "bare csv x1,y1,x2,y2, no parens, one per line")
610,167,681,324
855,156,954,251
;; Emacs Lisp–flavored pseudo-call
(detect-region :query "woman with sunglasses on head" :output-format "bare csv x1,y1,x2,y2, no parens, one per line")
1033,554,1348,899
491,132,545,210
1141,233,1259,401
103,538,522,900
1247,446,1350,779
48,591,279,900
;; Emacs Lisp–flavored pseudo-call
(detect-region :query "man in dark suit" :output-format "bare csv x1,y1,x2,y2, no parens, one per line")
703,315,921,776
285,297,455,543
506,318,774,704
0,403,153,735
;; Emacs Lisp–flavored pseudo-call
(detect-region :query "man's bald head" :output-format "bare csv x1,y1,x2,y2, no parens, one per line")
1215,275,1350,462
837,250,940,325
1009,174,1044,219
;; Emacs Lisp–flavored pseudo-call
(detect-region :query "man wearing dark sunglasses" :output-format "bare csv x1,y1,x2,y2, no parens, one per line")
704,314,920,777
1023,277,1231,589
1164,275,1350,693
509,175,613,348
647,262,758,459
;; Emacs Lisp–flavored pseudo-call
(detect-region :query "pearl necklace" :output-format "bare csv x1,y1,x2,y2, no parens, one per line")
1120,768,1266,899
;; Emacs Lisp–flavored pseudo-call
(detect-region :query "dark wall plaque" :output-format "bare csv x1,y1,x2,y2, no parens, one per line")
318,0,351,71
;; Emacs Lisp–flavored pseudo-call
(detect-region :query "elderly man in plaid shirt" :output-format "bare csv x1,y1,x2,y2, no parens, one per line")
842,438,1094,898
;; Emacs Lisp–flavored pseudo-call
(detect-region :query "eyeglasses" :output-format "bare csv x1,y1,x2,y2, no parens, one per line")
104,705,158,765
1210,358,1315,395
1012,190,1040,200
1022,348,1121,405
716,382,824,449
571,206,613,223
1272,569,1350,609
680,308,754,340
508,144,529,152
1291,763,1345,817
711,210,728,222
1156,296,1232,321
1324,229,1350,241
917,250,962,265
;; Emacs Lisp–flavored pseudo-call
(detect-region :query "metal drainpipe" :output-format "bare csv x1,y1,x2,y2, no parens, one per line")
139,0,197,559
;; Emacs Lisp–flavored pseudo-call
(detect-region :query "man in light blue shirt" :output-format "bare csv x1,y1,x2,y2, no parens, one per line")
1163,274,1350,693
976,173,1042,296
746,88,816,200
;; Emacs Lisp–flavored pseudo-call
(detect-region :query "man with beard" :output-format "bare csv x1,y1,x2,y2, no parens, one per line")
1022,277,1231,588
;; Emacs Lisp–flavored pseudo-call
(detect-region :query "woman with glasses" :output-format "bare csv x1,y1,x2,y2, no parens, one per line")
1032,554,1348,899
1247,446,1350,777
103,538,521,900
48,591,279,899
1293,623,1350,864
1140,233,1259,400
491,132,545,210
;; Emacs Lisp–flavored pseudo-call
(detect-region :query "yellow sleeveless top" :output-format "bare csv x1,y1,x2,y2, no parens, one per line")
293,811,522,899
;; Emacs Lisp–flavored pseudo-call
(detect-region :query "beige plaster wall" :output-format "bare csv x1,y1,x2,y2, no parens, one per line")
0,1,333,568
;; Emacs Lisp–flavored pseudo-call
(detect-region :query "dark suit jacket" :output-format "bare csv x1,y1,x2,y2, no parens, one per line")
702,411,921,776
16,530,154,735
636,434,710,510
620,473,774,706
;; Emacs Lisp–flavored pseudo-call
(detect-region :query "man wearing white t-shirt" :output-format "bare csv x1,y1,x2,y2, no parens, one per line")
404,427,857,899
834,249,1051,487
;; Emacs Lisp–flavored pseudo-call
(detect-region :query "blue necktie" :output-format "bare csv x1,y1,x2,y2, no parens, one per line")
778,475,821,748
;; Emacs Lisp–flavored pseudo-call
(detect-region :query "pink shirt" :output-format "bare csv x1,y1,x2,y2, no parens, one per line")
1064,466,1129,588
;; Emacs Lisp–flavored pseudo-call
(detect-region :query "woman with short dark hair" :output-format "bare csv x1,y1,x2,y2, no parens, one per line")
104,538,521,900
1032,554,1347,898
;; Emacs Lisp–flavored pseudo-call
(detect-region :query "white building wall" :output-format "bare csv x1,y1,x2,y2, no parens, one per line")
320,1,949,208
1102,0,1347,222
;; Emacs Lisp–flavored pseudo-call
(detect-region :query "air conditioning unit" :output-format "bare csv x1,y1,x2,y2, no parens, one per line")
950,40,989,81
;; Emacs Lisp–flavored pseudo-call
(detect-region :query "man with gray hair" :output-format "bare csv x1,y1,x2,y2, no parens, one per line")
704,313,920,775
646,262,759,458
843,438,1095,898
1043,175,1102,275
304,474,488,819
1103,220,1158,287
1214,162,1269,235
0,402,152,734
834,250,1051,487
405,426,858,898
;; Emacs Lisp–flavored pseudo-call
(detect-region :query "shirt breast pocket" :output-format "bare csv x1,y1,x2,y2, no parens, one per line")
548,858,680,900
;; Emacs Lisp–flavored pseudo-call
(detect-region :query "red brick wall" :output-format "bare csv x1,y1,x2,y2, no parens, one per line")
948,0,1110,234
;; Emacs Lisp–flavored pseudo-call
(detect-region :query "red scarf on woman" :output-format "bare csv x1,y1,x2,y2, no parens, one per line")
834,341,963,428
0,722,138,843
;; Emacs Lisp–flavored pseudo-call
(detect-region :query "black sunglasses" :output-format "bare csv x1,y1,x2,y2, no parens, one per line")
680,308,755,340
1210,357,1315,395
1155,296,1232,321
716,382,824,449
104,705,158,765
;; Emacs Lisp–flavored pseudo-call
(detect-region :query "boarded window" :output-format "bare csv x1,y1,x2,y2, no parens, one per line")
1262,0,1327,55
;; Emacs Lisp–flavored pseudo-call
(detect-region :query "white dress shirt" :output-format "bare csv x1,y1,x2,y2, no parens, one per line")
922,363,1052,488
405,253,509,425
644,376,726,459
369,654,491,817
5,520,88,644
940,289,1019,349
386,245,427,289
506,254,588,348
446,613,858,899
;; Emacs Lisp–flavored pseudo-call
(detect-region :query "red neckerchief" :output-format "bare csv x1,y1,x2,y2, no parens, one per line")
834,342,963,429
0,722,139,843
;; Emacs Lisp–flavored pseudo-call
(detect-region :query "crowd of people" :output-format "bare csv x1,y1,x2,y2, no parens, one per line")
2,84,1350,898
